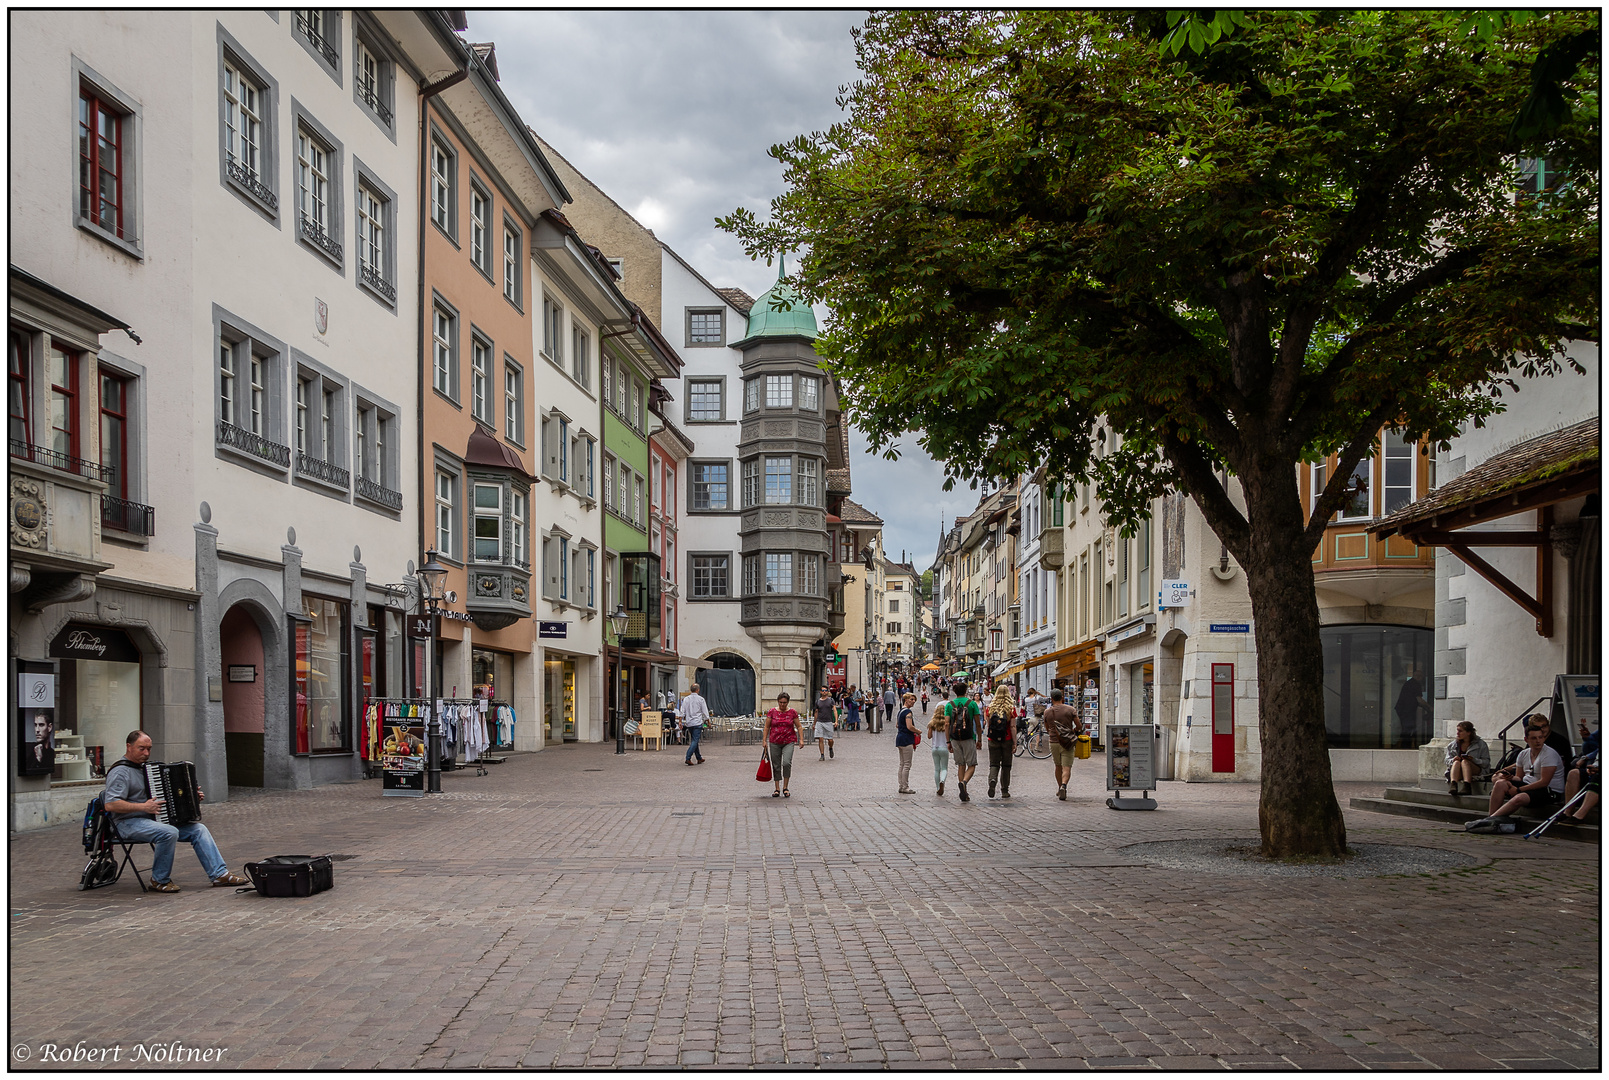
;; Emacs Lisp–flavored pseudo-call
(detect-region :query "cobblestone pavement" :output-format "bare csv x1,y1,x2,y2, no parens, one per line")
8,732,1600,1070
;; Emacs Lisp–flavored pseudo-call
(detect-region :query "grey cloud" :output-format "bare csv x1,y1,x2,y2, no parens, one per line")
469,10,863,296
468,11,953,568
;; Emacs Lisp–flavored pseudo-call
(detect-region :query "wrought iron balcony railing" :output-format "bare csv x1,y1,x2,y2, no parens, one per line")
357,80,393,125
226,158,277,210
295,13,340,69
300,216,343,263
296,452,349,489
101,494,155,536
358,260,396,303
9,438,114,484
355,474,403,510
216,420,290,467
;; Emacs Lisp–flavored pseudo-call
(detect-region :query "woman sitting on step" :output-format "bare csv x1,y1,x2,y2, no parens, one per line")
1444,721,1492,795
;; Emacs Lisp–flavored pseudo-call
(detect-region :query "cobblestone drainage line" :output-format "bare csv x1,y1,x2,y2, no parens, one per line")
1118,839,1488,878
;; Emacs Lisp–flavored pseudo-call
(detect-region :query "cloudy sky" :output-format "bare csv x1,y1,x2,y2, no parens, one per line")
468,9,981,570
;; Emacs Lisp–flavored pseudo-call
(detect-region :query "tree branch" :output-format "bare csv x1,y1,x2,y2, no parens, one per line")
1290,243,1492,443
1159,428,1251,562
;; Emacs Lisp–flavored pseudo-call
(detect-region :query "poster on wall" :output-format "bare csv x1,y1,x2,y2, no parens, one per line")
16,666,56,776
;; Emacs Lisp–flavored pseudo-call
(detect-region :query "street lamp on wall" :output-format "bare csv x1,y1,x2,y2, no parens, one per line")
609,604,630,755
418,549,449,794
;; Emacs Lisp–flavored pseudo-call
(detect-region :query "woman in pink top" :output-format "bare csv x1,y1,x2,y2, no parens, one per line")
765,692,805,798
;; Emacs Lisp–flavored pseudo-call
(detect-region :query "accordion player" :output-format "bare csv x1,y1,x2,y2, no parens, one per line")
145,761,203,827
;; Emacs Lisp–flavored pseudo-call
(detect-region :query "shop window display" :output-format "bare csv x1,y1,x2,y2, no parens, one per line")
296,596,348,753
1321,624,1433,750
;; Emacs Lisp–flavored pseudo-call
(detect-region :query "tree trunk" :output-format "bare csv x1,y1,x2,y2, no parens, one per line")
1241,472,1349,859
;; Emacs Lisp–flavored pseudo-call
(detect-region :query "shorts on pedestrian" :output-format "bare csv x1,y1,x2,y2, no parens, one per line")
814,722,836,740
1051,741,1078,769
951,738,978,769
1522,787,1562,810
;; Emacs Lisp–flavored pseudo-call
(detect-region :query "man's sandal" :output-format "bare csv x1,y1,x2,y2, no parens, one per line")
149,880,181,893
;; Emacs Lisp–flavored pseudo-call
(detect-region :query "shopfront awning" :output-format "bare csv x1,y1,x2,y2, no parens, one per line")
992,657,1023,678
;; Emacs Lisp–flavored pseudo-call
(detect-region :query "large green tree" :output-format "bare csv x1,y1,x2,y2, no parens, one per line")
723,10,1599,856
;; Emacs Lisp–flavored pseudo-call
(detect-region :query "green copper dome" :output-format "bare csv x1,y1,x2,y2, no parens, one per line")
744,254,817,341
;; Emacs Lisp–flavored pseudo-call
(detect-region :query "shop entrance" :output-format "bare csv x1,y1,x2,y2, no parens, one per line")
546,657,577,741
221,604,265,787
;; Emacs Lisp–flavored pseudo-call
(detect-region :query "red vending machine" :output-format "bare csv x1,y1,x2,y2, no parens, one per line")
1211,663,1235,773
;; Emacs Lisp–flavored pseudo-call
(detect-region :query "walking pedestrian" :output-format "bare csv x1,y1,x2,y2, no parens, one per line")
895,692,919,793
845,685,862,732
681,682,711,765
881,684,896,733
1041,688,1083,800
765,693,804,798
813,686,838,760
984,685,1017,799
942,681,982,802
920,687,930,714
926,707,950,796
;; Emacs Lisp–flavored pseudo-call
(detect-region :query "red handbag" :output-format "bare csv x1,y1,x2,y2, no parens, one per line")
756,747,773,782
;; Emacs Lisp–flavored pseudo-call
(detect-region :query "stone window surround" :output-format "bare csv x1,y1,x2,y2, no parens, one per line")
687,457,735,514
685,306,725,348
291,8,343,86
688,550,734,600
72,56,145,259
216,24,281,224
430,290,460,406
211,303,289,481
685,374,728,424
352,156,398,311
290,98,345,273
432,446,464,565
289,347,351,499
350,12,397,141
350,379,401,517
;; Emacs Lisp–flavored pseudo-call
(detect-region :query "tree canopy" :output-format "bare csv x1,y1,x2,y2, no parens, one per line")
722,9,1597,558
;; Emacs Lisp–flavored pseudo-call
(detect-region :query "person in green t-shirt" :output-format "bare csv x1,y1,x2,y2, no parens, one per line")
943,682,983,802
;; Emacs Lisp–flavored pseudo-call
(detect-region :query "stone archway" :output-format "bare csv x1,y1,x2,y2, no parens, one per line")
220,604,266,787
700,652,757,717
214,579,288,792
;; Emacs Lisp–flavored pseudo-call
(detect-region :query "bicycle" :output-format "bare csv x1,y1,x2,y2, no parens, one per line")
1015,721,1052,759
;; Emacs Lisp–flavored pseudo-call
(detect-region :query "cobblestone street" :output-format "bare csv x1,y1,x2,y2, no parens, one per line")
9,734,1600,1070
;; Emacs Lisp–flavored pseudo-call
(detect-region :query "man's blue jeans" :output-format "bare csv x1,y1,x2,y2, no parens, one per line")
684,724,704,763
114,817,229,883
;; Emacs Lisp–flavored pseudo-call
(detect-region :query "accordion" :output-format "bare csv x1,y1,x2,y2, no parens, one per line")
146,761,202,827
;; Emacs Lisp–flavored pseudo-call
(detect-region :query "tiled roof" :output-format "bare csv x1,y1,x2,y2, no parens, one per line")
715,287,754,315
826,467,853,494
838,498,883,525
1373,416,1599,535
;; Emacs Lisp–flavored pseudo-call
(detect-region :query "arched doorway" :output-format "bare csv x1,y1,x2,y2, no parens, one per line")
221,604,265,787
701,653,756,717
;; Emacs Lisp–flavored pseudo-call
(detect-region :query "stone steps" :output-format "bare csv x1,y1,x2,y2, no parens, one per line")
1349,787,1600,844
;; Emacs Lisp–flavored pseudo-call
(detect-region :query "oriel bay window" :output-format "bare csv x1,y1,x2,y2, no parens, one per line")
743,552,822,597
618,552,662,649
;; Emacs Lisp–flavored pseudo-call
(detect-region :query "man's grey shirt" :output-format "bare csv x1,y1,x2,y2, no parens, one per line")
102,761,153,822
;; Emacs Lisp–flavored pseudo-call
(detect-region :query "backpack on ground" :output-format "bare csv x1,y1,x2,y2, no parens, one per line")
78,794,119,890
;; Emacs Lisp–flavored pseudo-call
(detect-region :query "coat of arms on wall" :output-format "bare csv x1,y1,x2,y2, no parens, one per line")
314,297,329,336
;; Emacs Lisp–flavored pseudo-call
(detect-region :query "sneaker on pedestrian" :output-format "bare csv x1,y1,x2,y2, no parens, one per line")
829,745,834,758
937,782,944,796
1002,789,1011,799
898,788,915,794
1464,817,1493,832
959,782,969,803
987,781,996,799
1058,785,1067,801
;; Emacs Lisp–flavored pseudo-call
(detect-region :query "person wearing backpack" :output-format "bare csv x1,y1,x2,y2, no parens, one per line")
943,681,983,802
984,686,1018,799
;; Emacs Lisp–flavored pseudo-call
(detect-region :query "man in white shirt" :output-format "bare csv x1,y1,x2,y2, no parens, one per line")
681,683,711,765
1467,727,1564,830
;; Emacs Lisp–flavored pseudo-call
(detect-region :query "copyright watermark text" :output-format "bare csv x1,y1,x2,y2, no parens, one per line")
13,1041,229,1064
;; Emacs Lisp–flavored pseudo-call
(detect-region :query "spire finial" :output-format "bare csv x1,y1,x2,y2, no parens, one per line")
778,251,787,279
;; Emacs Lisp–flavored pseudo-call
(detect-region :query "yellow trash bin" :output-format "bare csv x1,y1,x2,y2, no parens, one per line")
1074,734,1092,760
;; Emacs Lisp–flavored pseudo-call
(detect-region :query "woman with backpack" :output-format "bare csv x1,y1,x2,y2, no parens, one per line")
926,706,950,796
984,685,1017,799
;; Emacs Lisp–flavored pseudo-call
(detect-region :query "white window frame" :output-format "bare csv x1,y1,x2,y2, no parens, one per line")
473,482,504,564
765,375,793,409
435,469,458,559
504,359,523,444
470,334,492,425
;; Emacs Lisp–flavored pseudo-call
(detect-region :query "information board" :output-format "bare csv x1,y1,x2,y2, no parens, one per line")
1555,674,1600,731
1106,724,1157,791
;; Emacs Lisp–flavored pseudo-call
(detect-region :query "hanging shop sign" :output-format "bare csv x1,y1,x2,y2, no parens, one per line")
1158,580,1189,608
538,621,568,640
48,623,141,664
